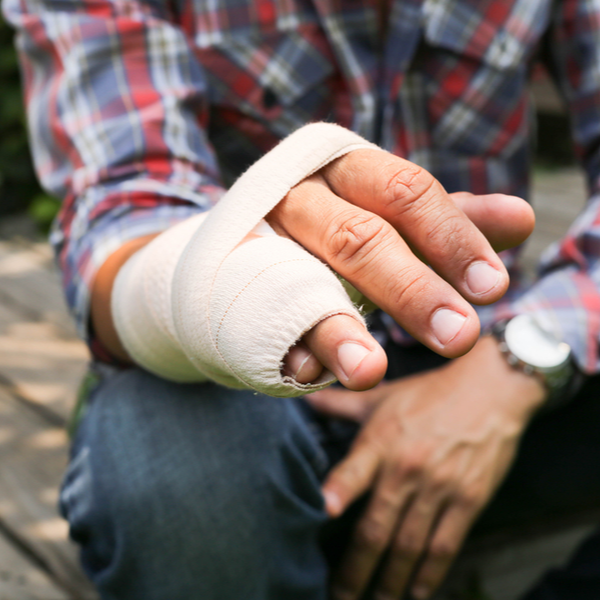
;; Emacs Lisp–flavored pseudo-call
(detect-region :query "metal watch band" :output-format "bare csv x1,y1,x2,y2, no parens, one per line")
490,318,575,408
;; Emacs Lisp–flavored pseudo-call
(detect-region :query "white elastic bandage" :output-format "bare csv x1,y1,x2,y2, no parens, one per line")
112,123,377,396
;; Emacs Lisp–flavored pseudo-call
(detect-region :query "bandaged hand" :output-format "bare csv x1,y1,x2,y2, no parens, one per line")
108,124,534,397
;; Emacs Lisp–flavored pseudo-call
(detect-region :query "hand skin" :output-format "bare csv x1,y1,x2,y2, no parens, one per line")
91,149,534,386
306,336,547,600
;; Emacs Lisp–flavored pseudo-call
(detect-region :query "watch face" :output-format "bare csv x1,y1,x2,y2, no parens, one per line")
505,315,571,369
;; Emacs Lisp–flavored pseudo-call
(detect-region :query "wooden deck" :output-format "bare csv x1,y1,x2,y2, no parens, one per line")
0,238,96,599
0,167,592,600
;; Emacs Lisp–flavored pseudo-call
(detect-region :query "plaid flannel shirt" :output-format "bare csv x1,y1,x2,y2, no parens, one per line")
4,0,600,373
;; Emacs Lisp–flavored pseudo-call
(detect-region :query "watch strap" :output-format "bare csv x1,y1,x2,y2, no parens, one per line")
490,318,576,410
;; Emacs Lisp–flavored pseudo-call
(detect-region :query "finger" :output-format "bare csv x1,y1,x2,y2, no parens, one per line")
282,341,324,384
305,386,385,422
270,176,481,358
375,490,446,600
321,150,509,305
332,478,415,600
449,192,535,252
302,314,388,391
410,502,478,600
322,441,380,518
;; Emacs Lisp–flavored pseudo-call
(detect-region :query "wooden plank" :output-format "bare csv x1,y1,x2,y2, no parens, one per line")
0,302,88,424
0,239,88,423
0,532,70,600
480,523,595,600
0,241,77,337
0,239,96,597
441,522,596,600
0,387,99,599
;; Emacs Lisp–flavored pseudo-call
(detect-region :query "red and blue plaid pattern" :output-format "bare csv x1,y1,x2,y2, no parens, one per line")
4,0,600,373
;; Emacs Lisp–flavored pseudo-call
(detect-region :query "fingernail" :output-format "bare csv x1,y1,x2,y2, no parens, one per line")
411,584,430,599
294,352,313,380
431,308,467,346
466,261,501,295
323,489,342,517
337,343,370,381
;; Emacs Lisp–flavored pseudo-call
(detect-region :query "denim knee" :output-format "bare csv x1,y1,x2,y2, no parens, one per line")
60,368,330,600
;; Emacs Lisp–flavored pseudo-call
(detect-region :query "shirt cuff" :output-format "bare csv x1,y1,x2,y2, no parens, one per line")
478,265,600,375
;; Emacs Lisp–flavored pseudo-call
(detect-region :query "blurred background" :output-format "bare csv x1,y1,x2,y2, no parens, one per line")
0,18,59,240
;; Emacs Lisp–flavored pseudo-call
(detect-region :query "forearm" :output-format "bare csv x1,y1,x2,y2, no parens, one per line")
90,234,159,363
4,0,224,344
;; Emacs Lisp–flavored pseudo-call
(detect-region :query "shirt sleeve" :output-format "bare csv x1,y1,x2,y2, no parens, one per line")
486,0,600,375
3,0,225,340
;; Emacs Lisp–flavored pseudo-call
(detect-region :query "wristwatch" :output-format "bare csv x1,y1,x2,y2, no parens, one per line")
491,314,574,405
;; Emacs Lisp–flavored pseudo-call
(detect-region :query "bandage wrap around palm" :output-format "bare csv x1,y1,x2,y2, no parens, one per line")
112,123,377,397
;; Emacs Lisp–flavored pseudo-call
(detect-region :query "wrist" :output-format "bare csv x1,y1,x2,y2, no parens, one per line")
490,315,575,411
92,233,159,363
463,336,548,421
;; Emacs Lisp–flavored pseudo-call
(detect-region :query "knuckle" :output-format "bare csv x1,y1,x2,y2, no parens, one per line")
326,211,392,267
399,460,422,481
355,519,389,551
386,459,417,489
398,449,428,479
424,213,472,264
425,211,463,245
380,162,436,218
386,267,432,313
372,488,400,515
429,471,454,494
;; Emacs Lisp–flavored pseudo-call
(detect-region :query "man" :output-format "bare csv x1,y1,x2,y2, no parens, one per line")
3,0,600,599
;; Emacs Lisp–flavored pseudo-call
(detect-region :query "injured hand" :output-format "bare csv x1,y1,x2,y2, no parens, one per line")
108,123,535,397
112,124,380,396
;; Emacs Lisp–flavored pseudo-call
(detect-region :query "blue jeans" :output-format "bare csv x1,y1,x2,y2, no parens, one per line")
60,349,600,600
59,367,360,600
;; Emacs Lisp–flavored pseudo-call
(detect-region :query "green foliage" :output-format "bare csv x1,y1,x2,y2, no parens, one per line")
0,18,45,217
28,193,61,233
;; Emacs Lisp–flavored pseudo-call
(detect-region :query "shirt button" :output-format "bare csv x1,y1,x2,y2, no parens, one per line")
263,87,278,109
